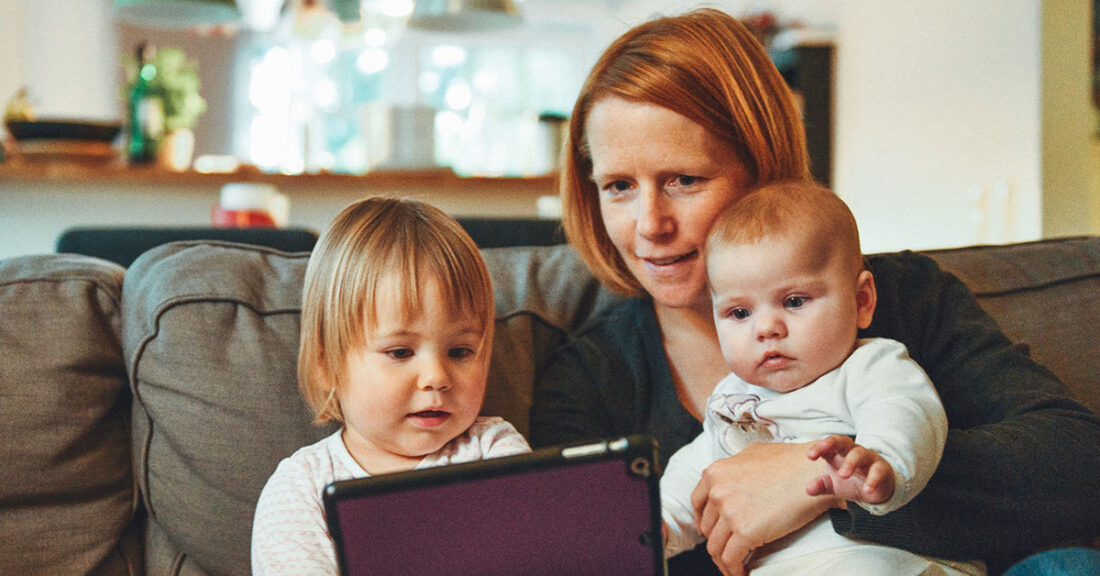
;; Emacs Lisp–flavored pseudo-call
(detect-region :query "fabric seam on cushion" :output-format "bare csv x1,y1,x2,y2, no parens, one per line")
0,276,123,311
917,235,1096,256
950,273,1100,299
126,294,301,521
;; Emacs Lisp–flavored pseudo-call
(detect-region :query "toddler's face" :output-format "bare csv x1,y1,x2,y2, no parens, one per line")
337,279,488,474
708,231,873,393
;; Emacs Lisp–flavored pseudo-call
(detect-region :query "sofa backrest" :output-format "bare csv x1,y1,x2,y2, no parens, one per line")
924,236,1100,415
120,241,622,575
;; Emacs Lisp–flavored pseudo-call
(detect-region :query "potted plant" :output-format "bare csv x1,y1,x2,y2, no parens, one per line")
123,46,206,170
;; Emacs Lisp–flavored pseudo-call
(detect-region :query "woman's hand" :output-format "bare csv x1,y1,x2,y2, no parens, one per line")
690,441,843,574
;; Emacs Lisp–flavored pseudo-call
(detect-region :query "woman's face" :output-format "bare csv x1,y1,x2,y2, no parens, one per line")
586,97,751,310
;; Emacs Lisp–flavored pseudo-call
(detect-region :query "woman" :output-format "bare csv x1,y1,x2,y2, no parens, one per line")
528,8,1100,575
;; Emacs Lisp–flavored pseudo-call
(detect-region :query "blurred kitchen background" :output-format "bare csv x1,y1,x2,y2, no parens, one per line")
1,0,1098,259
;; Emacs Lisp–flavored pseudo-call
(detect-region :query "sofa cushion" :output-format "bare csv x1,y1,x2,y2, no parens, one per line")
923,236,1100,414
0,254,139,576
123,241,325,576
122,240,618,576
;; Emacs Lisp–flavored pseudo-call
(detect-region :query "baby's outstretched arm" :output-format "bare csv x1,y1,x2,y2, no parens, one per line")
805,434,894,504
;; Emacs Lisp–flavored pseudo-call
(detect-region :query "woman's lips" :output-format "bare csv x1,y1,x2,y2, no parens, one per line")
642,250,697,271
407,410,451,427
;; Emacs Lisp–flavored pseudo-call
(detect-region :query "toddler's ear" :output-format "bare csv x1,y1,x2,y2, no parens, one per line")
855,270,877,329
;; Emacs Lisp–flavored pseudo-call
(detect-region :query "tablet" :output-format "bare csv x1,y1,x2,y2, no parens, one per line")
323,434,665,576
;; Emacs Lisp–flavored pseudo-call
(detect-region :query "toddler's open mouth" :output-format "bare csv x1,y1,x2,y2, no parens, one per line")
410,410,449,418
408,409,451,427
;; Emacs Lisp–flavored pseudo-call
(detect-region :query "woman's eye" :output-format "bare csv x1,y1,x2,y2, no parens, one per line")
785,296,809,309
730,308,751,320
386,348,413,360
675,175,699,187
601,180,632,197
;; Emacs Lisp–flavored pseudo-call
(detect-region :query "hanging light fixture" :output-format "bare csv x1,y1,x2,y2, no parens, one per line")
407,0,521,32
113,0,241,29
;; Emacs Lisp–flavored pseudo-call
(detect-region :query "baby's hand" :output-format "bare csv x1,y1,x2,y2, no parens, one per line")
804,435,894,505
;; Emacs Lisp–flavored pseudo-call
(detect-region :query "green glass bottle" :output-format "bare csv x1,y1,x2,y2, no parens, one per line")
127,42,164,164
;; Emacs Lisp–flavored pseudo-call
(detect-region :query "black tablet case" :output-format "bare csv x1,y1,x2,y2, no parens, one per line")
323,435,665,576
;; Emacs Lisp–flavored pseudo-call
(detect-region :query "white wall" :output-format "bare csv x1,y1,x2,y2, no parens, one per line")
4,0,119,121
834,0,1044,252
0,0,26,123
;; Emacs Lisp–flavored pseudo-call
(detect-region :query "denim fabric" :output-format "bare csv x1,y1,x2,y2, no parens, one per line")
1001,547,1100,576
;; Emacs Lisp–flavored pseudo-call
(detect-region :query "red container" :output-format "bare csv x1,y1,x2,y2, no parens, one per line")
211,205,277,228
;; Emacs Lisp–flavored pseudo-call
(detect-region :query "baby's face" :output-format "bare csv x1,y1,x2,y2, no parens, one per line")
337,278,488,474
708,231,872,393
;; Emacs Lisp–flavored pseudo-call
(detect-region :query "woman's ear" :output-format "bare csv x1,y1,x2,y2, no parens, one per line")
855,269,877,330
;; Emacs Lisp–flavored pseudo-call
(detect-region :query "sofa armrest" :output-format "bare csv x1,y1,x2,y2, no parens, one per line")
0,254,140,576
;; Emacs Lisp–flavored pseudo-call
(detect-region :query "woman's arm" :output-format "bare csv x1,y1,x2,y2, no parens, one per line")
843,252,1100,569
529,299,703,465
529,332,624,447
691,441,843,573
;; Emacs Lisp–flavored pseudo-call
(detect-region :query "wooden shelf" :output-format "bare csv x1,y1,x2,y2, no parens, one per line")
0,157,558,192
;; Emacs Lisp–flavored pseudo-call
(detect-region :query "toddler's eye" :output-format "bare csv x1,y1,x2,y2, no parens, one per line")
449,347,475,359
785,296,809,309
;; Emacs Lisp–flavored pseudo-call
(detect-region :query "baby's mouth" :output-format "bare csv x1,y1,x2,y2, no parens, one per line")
760,352,790,367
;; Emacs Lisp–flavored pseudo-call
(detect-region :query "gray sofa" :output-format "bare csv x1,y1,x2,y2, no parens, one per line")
1,237,1098,575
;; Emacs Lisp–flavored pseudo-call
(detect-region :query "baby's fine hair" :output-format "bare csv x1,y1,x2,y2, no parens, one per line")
707,180,864,277
298,197,494,424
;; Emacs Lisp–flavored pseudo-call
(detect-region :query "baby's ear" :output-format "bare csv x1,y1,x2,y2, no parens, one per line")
855,270,877,329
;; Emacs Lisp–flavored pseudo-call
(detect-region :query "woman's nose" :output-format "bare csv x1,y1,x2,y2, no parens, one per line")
635,187,673,240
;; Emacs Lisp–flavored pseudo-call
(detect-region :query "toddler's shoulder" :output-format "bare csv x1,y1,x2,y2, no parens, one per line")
467,416,532,458
265,430,355,491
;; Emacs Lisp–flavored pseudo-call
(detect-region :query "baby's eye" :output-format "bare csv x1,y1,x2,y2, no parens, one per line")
784,296,809,309
386,348,414,360
448,347,475,359
729,307,751,320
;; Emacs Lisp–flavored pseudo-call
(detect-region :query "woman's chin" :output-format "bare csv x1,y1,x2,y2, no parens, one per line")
645,283,710,311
